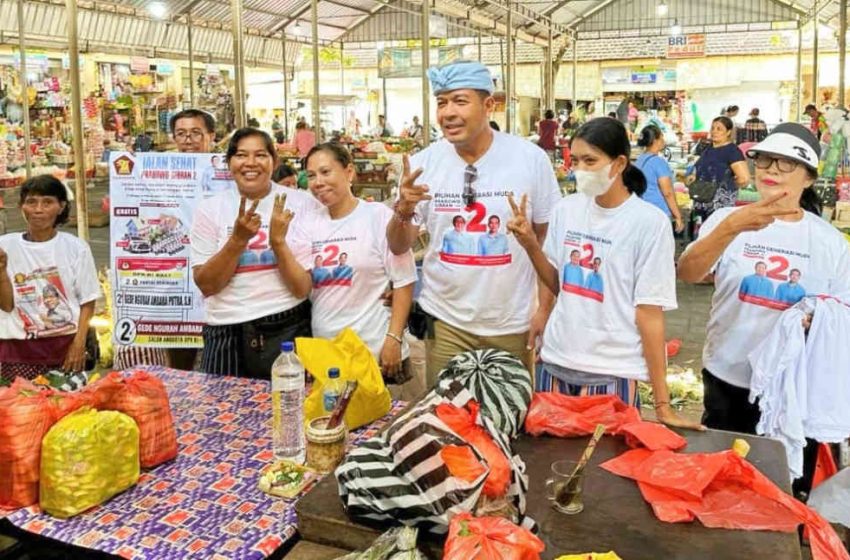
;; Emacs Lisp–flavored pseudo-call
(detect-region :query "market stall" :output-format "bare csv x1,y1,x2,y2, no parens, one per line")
0,366,406,559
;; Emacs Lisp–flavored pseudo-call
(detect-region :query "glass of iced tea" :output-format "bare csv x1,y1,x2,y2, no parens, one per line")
545,460,585,514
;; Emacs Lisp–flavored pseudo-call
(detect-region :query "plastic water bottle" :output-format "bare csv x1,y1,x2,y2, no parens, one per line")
271,341,305,463
323,368,344,414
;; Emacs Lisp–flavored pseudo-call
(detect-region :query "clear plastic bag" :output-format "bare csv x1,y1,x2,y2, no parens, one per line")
336,526,425,560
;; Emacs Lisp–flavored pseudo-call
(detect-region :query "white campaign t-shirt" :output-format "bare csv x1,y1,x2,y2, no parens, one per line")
190,183,322,325
698,206,850,388
409,132,562,336
0,232,100,340
539,193,678,380
293,201,417,359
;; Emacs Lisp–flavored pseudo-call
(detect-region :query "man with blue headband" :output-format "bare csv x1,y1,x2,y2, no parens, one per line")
387,60,561,387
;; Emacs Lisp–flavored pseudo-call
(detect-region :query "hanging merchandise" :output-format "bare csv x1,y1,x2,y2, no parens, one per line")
821,108,850,180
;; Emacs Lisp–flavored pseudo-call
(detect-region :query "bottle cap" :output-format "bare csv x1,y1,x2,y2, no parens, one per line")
328,367,340,379
281,341,295,352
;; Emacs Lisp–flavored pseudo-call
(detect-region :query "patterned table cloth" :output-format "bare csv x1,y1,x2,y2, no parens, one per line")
5,366,406,559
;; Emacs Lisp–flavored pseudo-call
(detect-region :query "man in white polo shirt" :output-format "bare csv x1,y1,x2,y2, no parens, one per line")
387,60,561,386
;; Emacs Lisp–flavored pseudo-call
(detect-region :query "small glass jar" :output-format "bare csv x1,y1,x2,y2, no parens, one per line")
305,416,347,473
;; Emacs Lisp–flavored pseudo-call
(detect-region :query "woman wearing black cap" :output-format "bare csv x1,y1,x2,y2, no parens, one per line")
678,123,850,484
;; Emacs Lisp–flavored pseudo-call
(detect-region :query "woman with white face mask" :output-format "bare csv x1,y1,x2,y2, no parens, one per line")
508,118,703,430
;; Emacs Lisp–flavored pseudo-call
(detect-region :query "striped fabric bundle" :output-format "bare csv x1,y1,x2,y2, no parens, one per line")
436,349,533,438
336,380,531,535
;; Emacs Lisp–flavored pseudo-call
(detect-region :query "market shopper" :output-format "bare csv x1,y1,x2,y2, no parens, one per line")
506,118,701,430
272,143,418,390
804,104,829,141
388,60,562,387
678,122,850,444
537,109,559,159
635,125,684,233
294,121,317,158
0,175,99,382
686,116,750,239
190,128,321,378
741,108,769,144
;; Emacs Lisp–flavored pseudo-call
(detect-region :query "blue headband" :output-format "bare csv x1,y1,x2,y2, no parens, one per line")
427,61,494,95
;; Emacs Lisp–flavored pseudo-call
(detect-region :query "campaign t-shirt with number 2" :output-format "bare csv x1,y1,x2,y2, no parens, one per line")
409,132,562,336
540,193,678,380
293,201,417,359
190,183,321,325
697,206,850,388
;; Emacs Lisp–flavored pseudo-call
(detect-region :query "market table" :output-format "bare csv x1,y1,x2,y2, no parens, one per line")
297,428,802,559
1,366,406,560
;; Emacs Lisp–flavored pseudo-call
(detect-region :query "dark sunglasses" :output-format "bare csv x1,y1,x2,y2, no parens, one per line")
463,164,478,207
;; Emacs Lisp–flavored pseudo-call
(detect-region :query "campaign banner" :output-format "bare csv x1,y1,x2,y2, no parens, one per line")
109,152,233,348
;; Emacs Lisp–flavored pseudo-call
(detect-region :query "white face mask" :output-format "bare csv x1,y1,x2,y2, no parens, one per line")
574,162,616,197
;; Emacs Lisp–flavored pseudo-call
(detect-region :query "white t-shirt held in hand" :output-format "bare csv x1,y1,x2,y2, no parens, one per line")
292,201,417,359
0,232,100,340
697,206,850,388
540,193,678,380
408,132,562,337
190,183,321,325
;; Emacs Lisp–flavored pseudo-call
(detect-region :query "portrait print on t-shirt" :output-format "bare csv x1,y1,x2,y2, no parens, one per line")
311,239,354,288
230,223,279,273
434,190,514,266
11,267,76,338
737,243,808,310
559,230,608,303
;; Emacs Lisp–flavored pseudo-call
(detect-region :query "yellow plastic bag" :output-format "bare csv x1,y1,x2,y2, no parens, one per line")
40,407,140,518
298,328,392,430
556,553,623,560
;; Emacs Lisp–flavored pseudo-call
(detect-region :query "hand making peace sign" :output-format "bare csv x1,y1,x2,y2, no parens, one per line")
397,154,431,216
506,193,537,250
726,191,803,233
269,193,295,246
232,196,262,245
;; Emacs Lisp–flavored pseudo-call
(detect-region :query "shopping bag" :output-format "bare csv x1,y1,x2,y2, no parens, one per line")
0,379,53,509
524,392,641,437
94,370,177,468
618,421,687,451
40,407,140,518
443,513,545,560
601,449,849,560
436,401,511,498
298,328,391,430
436,349,532,438
337,381,531,535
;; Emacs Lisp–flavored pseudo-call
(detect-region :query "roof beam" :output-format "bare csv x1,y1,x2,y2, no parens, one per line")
322,0,372,15
562,0,619,29
432,0,562,46
267,2,312,34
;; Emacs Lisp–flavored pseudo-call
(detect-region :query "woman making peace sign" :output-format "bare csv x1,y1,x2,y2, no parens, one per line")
678,123,850,436
191,128,322,378
509,118,701,430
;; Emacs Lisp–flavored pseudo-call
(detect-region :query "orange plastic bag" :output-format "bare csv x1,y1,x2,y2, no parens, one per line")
0,379,53,509
601,449,849,560
95,370,177,468
441,445,488,483
524,393,640,437
436,402,511,498
618,421,687,451
444,513,545,560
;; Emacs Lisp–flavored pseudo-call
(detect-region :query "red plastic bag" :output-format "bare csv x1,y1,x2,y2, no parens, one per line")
601,449,849,560
0,379,54,508
95,370,177,468
436,402,511,498
444,513,545,560
619,421,687,451
524,392,640,437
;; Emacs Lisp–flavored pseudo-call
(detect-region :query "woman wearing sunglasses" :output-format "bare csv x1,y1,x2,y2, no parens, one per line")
678,123,850,439
508,118,701,431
